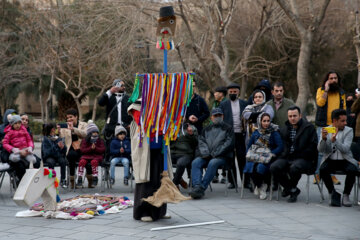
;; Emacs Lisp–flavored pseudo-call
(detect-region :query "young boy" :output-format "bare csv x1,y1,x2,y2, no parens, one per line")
109,125,131,185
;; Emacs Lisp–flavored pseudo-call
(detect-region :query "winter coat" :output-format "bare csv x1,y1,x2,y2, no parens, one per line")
219,99,247,130
246,130,283,156
266,97,295,129
0,109,17,142
195,121,234,162
185,94,210,133
3,125,34,153
318,126,358,168
98,92,132,128
80,137,106,161
170,125,198,157
110,138,131,159
41,136,67,160
59,121,87,155
280,118,318,165
315,87,346,127
127,102,173,183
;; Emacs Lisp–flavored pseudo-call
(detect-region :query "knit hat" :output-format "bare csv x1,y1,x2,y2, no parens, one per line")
115,125,127,136
86,123,99,135
9,115,21,126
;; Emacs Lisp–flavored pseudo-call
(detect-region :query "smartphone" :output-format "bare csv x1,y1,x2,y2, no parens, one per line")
356,88,360,94
115,81,124,88
58,123,68,128
323,127,336,134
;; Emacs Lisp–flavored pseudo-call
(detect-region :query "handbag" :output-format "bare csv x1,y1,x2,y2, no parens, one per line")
71,140,81,150
245,141,272,164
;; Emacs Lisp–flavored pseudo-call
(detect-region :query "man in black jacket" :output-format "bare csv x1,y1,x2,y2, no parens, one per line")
185,81,210,134
99,79,132,160
189,108,234,199
219,83,248,189
270,106,318,203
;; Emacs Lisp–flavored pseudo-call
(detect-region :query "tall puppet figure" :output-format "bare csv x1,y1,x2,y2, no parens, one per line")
129,6,191,222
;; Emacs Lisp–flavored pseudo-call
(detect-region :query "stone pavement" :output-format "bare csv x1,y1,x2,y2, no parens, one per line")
0,144,359,239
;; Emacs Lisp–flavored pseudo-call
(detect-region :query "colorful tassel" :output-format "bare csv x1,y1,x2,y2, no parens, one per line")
56,194,60,202
44,168,50,176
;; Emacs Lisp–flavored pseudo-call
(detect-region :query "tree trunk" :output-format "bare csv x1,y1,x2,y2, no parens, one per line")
74,98,83,122
39,77,45,122
354,40,360,87
91,87,105,121
240,72,248,99
295,32,313,114
46,72,55,122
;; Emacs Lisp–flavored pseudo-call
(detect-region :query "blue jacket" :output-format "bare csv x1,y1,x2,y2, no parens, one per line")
246,130,283,156
41,136,67,160
110,138,131,159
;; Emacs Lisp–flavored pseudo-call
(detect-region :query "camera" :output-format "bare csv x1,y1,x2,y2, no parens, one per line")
115,81,124,88
58,123,68,128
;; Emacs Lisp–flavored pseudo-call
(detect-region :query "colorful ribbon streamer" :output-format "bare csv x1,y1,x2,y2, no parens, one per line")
129,72,193,146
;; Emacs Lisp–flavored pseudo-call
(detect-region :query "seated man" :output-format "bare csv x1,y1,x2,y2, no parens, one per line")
189,108,234,199
170,122,198,190
270,106,318,203
319,109,359,207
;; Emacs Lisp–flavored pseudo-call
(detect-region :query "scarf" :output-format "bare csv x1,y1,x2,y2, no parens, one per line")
256,112,279,147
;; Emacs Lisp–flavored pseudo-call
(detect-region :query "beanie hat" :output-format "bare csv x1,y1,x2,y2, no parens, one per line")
9,115,21,126
86,123,99,135
115,125,127,136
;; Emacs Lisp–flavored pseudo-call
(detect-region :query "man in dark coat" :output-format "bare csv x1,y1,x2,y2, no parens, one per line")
189,108,234,199
270,106,318,203
219,83,248,189
98,79,132,159
185,81,210,134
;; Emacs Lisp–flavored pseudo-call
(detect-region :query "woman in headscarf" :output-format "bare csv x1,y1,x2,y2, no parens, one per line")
244,112,283,200
242,90,274,144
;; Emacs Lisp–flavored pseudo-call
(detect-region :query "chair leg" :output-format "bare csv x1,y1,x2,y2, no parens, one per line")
269,175,273,201
100,167,105,192
306,175,310,204
0,172,5,190
225,171,228,197
240,173,245,199
130,167,133,193
314,174,325,203
276,184,280,201
230,169,238,193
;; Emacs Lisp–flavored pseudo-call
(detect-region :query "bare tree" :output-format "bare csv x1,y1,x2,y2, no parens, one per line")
276,0,331,112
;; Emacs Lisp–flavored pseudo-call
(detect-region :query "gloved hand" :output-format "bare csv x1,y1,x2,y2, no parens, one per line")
249,112,261,122
12,148,20,153
26,147,33,154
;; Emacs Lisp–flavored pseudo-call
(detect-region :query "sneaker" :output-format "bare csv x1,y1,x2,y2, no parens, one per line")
141,216,153,222
259,184,268,200
313,174,320,184
287,188,301,203
60,180,67,188
110,178,115,185
161,214,171,219
212,176,219,183
342,194,352,207
332,175,341,185
220,177,226,184
0,163,10,171
124,178,129,186
254,186,260,196
281,188,291,198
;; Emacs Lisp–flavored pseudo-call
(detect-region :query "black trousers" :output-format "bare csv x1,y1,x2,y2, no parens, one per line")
66,147,81,176
229,132,247,185
133,149,166,221
320,159,358,195
45,157,67,181
172,154,192,185
270,158,312,191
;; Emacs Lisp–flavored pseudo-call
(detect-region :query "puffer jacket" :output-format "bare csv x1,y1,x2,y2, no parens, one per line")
3,125,34,152
195,121,234,162
80,137,106,161
41,136,67,160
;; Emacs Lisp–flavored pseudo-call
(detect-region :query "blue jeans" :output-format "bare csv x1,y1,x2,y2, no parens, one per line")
191,157,226,190
110,157,130,180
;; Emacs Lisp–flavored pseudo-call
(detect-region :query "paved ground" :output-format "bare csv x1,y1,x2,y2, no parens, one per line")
0,143,359,240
